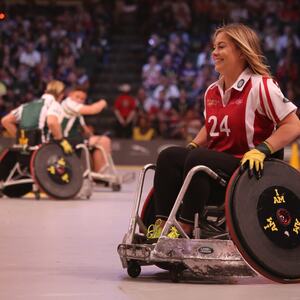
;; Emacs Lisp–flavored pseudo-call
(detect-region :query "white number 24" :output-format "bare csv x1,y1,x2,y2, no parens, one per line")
208,115,231,137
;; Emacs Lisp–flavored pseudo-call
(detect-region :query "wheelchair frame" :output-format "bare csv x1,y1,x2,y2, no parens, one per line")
0,145,40,198
118,164,257,282
77,143,132,193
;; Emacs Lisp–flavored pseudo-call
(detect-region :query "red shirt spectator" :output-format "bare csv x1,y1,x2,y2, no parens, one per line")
113,84,137,138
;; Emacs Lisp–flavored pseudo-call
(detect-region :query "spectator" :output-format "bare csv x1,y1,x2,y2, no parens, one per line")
133,114,155,141
19,42,41,68
135,87,148,115
142,55,162,92
171,0,192,31
153,75,180,103
179,60,197,90
113,84,137,138
196,44,214,69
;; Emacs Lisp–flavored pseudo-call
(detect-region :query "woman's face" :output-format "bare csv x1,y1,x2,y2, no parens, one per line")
212,32,244,75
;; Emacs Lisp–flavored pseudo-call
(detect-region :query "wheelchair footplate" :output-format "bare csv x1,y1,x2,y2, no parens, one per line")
118,237,256,282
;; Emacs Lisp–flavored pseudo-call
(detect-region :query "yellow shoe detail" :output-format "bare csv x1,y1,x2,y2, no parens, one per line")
146,219,162,239
167,226,180,239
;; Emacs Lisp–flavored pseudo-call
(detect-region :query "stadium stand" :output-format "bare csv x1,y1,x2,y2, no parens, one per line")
0,0,299,138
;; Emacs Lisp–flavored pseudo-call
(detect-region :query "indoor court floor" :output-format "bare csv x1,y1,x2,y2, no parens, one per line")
0,167,299,300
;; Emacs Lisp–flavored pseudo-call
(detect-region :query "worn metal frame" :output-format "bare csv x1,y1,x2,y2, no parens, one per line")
118,164,257,281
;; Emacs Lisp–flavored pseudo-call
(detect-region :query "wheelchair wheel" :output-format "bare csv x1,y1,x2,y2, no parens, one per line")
30,143,84,200
0,149,33,198
127,260,141,278
2,179,33,198
225,159,300,283
0,149,16,181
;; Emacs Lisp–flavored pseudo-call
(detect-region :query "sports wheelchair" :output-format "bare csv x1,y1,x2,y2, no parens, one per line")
80,143,122,192
118,158,300,283
75,136,137,194
0,129,85,200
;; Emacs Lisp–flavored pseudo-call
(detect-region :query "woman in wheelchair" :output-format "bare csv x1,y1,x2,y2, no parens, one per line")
60,87,111,172
147,23,300,240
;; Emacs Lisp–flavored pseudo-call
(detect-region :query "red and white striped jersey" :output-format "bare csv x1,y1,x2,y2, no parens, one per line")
204,68,297,158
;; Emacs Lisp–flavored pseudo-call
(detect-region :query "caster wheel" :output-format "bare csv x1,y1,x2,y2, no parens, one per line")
112,183,121,192
169,265,184,283
127,261,141,278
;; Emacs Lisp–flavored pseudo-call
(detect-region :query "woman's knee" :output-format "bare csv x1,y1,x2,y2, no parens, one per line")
157,146,186,168
89,135,111,152
99,136,111,152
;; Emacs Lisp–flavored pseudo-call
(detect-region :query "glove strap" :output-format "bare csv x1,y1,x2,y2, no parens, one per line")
186,141,198,150
255,141,273,157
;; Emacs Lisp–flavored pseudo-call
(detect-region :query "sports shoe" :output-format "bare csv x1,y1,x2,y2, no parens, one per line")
167,226,180,238
146,219,163,239
146,219,180,239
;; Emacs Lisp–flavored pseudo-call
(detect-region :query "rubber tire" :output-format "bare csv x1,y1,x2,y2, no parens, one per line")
127,261,141,278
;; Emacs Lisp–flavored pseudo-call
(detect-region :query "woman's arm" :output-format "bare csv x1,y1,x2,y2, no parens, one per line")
47,115,63,140
1,113,17,137
79,99,107,115
192,126,208,147
266,112,300,152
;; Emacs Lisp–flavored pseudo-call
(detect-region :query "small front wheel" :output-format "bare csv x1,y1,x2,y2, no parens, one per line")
127,260,141,278
112,183,121,192
170,265,183,283
34,191,40,200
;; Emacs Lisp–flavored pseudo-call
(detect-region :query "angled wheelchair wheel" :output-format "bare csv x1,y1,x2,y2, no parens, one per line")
30,143,84,200
0,149,16,181
225,159,300,283
0,149,33,197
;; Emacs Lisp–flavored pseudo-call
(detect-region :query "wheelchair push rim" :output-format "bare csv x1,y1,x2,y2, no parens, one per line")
225,159,300,283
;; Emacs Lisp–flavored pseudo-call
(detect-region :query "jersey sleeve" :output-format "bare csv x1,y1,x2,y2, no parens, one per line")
47,101,64,121
11,105,23,123
259,77,297,124
203,81,217,120
62,98,83,116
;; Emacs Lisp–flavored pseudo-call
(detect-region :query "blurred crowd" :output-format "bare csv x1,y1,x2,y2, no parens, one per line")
0,0,113,119
1,0,299,141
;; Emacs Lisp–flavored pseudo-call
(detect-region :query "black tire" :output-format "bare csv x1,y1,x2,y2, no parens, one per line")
2,180,33,198
34,191,40,200
112,183,121,192
169,267,183,283
127,260,141,278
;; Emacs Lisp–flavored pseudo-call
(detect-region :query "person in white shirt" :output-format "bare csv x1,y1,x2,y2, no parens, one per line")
61,88,110,172
1,80,72,154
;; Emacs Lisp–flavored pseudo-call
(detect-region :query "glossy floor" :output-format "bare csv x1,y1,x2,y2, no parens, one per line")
0,168,299,300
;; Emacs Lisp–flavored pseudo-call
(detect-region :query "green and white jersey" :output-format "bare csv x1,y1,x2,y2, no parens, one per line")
61,97,85,139
11,93,64,141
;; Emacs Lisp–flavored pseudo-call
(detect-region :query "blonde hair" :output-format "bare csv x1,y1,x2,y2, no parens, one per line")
213,23,271,76
45,80,65,99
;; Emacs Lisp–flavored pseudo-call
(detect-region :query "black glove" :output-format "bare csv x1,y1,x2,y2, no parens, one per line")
55,138,73,155
186,141,198,150
240,141,273,179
